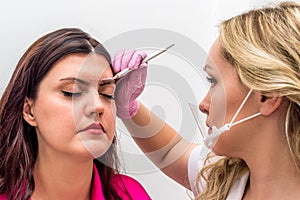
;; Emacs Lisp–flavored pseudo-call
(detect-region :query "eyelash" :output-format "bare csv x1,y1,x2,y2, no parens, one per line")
62,91,115,101
62,90,115,101
62,91,82,97
99,93,115,100
206,76,217,86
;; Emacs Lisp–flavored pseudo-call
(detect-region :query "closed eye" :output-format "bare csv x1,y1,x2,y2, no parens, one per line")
99,93,115,100
62,91,82,97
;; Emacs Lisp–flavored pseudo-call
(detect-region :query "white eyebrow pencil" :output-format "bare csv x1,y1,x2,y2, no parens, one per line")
112,43,175,80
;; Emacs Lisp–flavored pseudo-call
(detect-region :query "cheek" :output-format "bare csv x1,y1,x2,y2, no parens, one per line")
106,102,116,140
35,94,75,122
210,86,227,126
33,96,77,145
35,96,74,128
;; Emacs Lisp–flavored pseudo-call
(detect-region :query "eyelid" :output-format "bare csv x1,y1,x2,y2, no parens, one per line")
206,76,215,82
206,76,217,86
61,91,83,97
60,83,85,98
99,93,115,100
61,80,86,90
98,84,116,93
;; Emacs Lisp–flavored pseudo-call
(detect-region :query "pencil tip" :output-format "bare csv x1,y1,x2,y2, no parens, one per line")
167,43,175,49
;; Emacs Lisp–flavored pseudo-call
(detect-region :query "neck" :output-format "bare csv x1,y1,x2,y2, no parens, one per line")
245,157,300,199
32,152,94,200
242,117,300,199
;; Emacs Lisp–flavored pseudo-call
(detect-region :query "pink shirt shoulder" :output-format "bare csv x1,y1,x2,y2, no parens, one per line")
92,164,151,200
0,165,152,200
112,174,151,200
0,194,6,200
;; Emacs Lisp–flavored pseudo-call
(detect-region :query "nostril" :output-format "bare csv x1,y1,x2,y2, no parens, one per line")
88,95,105,117
199,103,208,114
88,109,103,119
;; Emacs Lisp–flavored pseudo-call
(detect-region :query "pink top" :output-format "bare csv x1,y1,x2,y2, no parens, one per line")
92,164,151,199
0,164,151,200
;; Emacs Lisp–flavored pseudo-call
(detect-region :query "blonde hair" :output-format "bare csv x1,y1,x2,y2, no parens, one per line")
196,2,300,199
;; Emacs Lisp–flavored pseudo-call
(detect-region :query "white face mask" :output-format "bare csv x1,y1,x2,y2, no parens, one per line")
205,89,262,149
190,89,261,150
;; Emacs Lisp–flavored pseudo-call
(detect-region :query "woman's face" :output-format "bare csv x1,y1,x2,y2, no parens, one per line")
30,53,116,160
199,39,260,155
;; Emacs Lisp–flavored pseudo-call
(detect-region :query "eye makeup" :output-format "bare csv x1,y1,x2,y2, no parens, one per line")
98,81,115,100
59,77,116,100
203,65,217,87
59,77,87,98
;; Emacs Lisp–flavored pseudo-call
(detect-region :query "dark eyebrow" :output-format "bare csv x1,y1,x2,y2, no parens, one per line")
99,79,115,86
59,77,89,86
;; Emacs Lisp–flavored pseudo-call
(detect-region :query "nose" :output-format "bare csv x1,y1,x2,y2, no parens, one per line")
86,91,104,117
199,91,210,115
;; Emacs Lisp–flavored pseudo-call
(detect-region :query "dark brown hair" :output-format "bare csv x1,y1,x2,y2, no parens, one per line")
0,28,130,200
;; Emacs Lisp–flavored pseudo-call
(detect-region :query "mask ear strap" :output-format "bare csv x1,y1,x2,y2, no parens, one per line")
204,89,261,149
230,112,261,127
228,89,261,128
229,89,253,126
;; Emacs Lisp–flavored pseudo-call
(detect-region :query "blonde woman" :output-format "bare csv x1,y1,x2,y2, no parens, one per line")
112,1,300,199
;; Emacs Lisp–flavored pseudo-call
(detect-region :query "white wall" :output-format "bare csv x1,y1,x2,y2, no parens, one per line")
0,0,298,199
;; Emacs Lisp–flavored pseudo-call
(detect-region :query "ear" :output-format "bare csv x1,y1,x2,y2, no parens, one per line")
258,93,283,116
23,97,37,126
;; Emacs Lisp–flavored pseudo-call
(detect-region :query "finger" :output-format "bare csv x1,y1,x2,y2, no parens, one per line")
129,51,147,70
137,51,147,60
139,66,148,84
139,62,148,68
112,50,125,73
129,67,147,89
120,50,136,71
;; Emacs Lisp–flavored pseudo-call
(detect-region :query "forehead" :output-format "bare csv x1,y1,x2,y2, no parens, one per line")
205,39,233,73
206,39,223,66
50,53,113,80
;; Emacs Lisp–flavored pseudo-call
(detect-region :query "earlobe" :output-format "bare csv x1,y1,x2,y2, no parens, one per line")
259,94,283,116
23,98,37,126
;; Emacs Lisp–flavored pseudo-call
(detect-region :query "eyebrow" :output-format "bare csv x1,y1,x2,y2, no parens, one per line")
100,81,115,87
99,78,116,86
59,77,89,86
203,64,214,71
60,77,116,87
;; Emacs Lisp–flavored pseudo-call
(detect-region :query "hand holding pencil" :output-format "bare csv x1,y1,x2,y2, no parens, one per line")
112,44,175,80
111,44,174,119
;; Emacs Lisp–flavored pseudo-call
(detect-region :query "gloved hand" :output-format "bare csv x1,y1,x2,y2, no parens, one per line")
112,50,148,119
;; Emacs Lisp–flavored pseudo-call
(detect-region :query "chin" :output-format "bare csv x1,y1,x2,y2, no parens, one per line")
212,143,227,156
79,143,110,158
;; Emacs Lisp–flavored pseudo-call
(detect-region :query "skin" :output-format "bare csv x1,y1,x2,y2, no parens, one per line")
201,39,300,199
23,53,116,199
199,39,261,157
199,40,300,199
125,38,300,199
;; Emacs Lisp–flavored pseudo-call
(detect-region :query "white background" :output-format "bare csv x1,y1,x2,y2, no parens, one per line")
0,0,298,199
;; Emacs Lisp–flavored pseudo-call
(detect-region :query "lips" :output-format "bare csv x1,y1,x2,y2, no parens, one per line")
205,120,211,128
80,123,105,135
206,121,212,135
208,127,212,135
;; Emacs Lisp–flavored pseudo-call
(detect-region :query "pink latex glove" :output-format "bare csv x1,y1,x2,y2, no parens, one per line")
112,50,147,119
